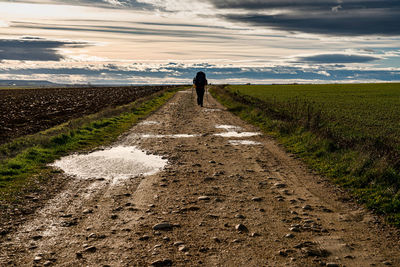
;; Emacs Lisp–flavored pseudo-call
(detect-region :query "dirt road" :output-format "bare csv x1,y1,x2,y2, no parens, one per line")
1,89,399,266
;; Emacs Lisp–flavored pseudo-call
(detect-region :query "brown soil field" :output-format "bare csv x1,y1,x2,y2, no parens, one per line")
0,86,178,144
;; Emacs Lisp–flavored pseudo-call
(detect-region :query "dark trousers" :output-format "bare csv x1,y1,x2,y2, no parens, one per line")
196,87,205,106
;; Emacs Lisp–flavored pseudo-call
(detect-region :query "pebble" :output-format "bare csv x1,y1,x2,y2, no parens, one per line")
43,261,52,266
302,205,313,211
235,214,246,219
278,250,288,257
251,197,263,202
235,224,249,232
382,261,392,266
251,232,261,237
153,223,173,231
32,235,43,241
198,196,211,201
274,183,287,188
212,237,221,243
139,235,150,241
82,209,93,214
285,233,295,238
289,227,300,232
178,245,188,252
173,241,184,246
84,246,97,253
150,259,173,266
34,256,42,262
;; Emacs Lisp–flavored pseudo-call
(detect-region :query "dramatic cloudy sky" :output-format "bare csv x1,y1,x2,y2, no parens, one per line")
0,0,400,84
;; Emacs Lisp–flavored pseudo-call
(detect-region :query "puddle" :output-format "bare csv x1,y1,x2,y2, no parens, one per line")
214,124,260,137
215,125,242,131
51,146,167,184
204,108,222,112
229,140,262,146
214,132,261,138
138,120,160,126
136,134,200,138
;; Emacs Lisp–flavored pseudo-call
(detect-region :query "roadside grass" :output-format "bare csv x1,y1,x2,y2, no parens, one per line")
0,86,185,203
210,84,400,226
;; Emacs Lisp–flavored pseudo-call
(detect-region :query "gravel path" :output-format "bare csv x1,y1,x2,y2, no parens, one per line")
1,89,399,266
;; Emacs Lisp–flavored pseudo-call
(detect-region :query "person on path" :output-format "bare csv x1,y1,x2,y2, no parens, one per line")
193,71,208,107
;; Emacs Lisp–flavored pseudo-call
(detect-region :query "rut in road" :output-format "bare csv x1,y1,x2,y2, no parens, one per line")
1,89,399,266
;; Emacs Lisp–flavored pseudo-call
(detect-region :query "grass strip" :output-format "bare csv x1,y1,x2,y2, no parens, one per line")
211,85,400,226
0,86,184,203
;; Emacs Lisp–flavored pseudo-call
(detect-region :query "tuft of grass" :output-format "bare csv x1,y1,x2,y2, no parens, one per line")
0,86,185,202
211,84,400,226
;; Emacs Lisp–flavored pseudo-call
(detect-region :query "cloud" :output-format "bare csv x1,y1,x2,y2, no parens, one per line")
0,37,91,61
211,0,400,35
12,22,235,41
1,60,399,84
298,53,381,63
7,0,154,9
0,20,9,27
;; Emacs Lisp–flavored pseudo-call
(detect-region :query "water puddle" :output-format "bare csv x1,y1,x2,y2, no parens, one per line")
214,132,261,138
215,125,242,131
214,124,261,138
138,120,160,126
204,108,222,112
136,133,200,138
51,146,167,184
229,140,262,146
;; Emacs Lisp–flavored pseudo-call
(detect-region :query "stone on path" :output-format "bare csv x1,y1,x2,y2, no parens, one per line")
150,259,173,266
235,224,249,233
153,223,174,231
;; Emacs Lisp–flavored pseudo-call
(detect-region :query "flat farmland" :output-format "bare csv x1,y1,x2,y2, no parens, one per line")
212,83,400,225
0,86,176,144
228,83,400,146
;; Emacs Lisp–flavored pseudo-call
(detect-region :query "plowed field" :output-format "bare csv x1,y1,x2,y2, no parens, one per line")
0,86,177,144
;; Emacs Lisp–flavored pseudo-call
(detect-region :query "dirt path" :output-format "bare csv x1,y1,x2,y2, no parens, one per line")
1,89,399,266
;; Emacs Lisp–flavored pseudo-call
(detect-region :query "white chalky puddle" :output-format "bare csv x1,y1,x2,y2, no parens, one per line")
215,124,243,131
138,120,160,126
229,140,262,146
51,146,167,184
214,132,261,138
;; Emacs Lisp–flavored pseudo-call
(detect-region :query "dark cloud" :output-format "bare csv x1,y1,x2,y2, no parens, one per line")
298,54,380,63
12,22,235,41
0,37,90,61
211,0,400,35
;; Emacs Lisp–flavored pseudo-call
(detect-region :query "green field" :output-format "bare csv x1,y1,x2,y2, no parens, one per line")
230,84,400,146
211,83,400,226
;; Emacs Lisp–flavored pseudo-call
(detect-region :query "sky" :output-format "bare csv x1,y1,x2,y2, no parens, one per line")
0,0,400,84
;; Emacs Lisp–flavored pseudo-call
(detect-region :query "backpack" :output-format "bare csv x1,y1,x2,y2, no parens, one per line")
194,71,207,88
